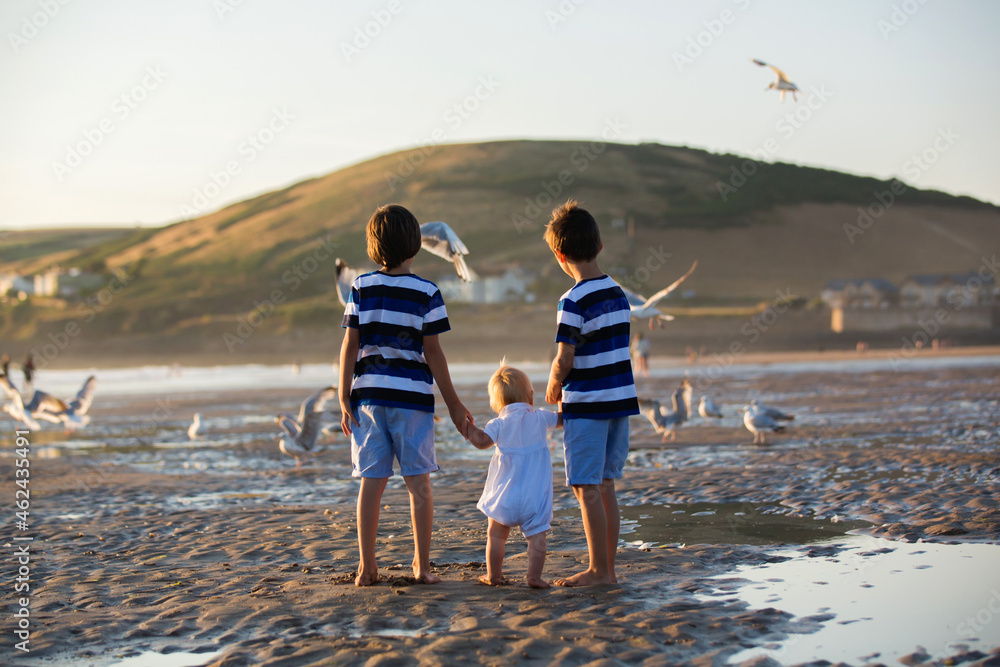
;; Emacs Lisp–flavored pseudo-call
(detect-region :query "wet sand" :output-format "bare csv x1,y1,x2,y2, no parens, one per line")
5,357,1000,666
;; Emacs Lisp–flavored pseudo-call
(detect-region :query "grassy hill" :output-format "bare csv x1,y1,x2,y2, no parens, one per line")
2,140,998,360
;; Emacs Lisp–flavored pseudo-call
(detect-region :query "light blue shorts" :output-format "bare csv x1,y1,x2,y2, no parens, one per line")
562,416,629,486
351,404,437,478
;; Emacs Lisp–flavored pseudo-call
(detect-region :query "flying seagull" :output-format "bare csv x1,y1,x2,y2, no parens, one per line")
24,375,98,432
622,261,698,330
639,379,692,443
420,221,475,282
743,404,787,445
751,59,800,102
276,386,337,469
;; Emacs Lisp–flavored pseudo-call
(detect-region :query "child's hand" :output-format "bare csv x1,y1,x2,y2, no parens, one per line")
450,403,473,438
340,400,358,437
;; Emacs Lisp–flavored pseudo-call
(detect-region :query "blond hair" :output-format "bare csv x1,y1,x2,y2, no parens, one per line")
487,361,533,414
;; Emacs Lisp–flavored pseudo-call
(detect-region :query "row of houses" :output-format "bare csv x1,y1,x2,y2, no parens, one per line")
0,267,61,299
821,271,997,310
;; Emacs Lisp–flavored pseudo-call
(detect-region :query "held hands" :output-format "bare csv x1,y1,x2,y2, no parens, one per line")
545,375,562,405
450,402,473,439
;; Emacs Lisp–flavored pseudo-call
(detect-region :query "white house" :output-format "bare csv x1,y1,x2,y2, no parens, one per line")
439,267,532,304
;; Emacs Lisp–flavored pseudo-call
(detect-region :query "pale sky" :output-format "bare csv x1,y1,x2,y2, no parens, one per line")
2,0,998,229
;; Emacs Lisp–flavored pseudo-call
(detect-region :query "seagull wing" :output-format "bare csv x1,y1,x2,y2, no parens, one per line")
28,391,68,416
335,259,359,309
296,386,337,451
620,286,648,310
751,58,791,84
68,376,97,415
276,413,301,439
640,261,698,311
0,375,19,402
420,222,474,282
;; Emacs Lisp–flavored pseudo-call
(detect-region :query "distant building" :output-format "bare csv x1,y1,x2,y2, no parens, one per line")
821,278,898,310
826,270,998,333
899,272,996,308
439,267,533,304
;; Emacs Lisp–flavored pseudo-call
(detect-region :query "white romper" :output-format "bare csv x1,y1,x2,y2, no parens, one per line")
477,403,558,537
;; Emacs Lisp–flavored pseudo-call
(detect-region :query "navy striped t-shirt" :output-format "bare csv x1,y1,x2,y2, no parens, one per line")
342,271,450,412
555,275,640,420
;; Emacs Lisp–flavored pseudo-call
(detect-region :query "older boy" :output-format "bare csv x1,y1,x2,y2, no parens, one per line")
544,200,639,586
339,204,471,586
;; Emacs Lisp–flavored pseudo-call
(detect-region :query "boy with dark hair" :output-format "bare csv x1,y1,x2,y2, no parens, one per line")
339,203,472,586
543,200,639,586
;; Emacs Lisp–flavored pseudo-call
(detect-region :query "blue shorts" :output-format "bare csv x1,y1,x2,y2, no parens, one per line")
351,405,437,478
562,416,629,486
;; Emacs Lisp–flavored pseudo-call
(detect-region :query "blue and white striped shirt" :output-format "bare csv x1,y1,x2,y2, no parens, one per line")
342,271,450,412
555,275,639,420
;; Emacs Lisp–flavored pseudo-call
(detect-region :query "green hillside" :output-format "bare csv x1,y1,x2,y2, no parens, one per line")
2,140,997,353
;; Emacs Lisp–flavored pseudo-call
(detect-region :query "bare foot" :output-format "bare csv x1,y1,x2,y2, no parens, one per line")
478,574,504,586
526,577,550,589
355,567,380,587
553,568,612,587
413,570,441,584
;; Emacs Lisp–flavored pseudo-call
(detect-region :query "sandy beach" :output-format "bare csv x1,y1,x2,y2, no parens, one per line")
4,354,1000,666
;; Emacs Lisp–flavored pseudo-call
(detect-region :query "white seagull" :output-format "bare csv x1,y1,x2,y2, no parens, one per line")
748,399,795,422
420,221,475,282
334,258,359,308
698,396,724,420
1,386,41,431
743,404,787,445
187,413,202,441
276,386,337,469
752,59,800,102
639,379,692,442
622,261,698,330
24,376,98,432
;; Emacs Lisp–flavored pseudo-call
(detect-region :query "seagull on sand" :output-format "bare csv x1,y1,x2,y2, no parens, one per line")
743,404,787,445
748,399,794,422
420,221,475,282
187,413,202,441
621,261,697,330
639,379,692,442
698,396,724,420
276,386,337,469
22,376,98,432
751,59,800,102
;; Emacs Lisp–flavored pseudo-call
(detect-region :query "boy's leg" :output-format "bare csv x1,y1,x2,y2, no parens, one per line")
356,476,388,586
403,472,440,584
555,483,612,586
480,518,510,585
600,478,620,583
525,530,550,589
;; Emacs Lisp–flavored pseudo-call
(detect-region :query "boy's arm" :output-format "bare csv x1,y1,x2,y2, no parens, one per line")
466,420,494,449
545,342,575,405
338,328,360,436
423,334,472,438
